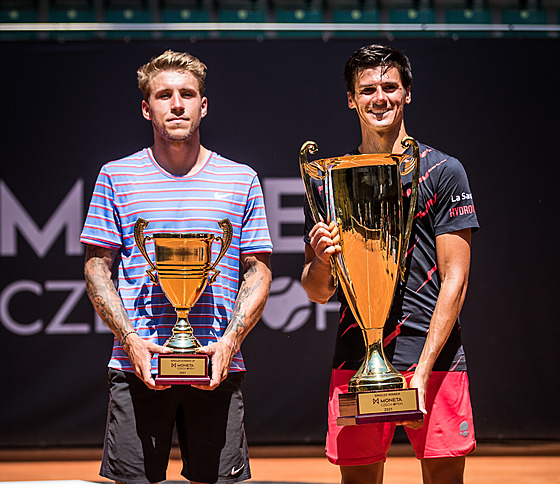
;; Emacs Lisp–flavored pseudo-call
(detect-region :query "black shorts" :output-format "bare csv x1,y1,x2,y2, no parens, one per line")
100,369,250,484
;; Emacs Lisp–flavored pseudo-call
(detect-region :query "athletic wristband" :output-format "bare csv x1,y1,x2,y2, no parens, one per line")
121,330,137,346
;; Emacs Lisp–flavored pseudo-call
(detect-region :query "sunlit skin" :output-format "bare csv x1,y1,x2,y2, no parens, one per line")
142,70,207,143
348,66,411,154
141,70,209,176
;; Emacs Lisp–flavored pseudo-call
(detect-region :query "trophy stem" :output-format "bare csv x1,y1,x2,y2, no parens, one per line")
164,308,202,354
348,327,406,393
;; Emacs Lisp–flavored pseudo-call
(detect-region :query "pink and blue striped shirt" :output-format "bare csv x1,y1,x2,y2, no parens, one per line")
81,148,273,373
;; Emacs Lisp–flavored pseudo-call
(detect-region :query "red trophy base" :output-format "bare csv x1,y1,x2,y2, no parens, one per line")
155,353,211,385
337,388,424,426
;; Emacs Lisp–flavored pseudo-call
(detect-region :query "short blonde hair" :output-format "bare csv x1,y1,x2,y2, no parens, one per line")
137,50,207,100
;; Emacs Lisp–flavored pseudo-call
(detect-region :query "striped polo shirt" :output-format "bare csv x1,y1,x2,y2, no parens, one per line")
81,148,273,373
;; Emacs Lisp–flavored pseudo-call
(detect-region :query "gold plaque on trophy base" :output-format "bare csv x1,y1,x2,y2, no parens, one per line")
156,353,210,385
337,388,423,426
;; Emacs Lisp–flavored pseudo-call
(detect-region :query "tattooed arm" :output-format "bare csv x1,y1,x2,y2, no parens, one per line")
194,252,272,390
84,244,171,390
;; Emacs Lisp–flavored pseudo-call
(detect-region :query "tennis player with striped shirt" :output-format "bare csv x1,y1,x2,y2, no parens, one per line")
82,50,272,484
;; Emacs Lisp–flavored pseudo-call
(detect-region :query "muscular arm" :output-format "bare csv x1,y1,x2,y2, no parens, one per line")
301,221,340,304
84,244,170,390
84,245,132,339
195,252,272,390
410,228,472,414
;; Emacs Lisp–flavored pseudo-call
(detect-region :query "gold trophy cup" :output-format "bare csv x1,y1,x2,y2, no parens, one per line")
134,218,233,385
300,138,424,425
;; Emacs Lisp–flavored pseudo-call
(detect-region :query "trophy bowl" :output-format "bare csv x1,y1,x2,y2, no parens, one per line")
300,138,424,424
134,218,233,384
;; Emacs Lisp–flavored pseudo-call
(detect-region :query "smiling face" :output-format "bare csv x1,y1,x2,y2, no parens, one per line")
347,66,411,135
141,69,207,143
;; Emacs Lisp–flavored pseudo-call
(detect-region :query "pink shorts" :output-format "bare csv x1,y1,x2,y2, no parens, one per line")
326,369,476,464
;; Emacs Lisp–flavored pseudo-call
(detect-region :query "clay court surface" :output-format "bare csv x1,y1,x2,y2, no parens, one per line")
1,445,559,484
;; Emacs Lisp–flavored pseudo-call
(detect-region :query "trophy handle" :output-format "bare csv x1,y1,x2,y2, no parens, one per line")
208,218,233,285
299,141,326,224
399,137,421,281
134,218,158,284
299,141,341,285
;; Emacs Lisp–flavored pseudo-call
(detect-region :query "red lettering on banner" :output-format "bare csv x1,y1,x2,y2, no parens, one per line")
449,204,476,217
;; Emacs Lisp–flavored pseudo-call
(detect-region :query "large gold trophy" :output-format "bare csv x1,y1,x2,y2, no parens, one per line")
300,137,424,425
134,218,233,385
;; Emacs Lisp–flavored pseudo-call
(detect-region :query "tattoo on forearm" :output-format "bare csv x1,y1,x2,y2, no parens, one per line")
224,257,268,338
85,246,131,339
226,279,262,334
243,262,258,278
